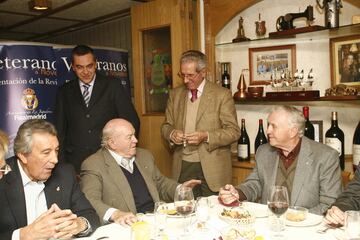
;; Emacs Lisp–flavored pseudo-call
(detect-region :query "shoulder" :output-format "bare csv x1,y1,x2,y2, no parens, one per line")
302,137,338,160
82,149,107,167
58,79,78,90
135,148,155,162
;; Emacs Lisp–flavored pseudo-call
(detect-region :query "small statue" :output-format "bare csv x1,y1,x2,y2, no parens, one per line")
233,17,250,42
255,13,266,37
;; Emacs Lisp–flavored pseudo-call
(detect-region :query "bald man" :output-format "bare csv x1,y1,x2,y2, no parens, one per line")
80,119,200,225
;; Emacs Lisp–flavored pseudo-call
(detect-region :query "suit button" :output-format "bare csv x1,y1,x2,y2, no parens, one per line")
88,130,92,133
86,114,90,118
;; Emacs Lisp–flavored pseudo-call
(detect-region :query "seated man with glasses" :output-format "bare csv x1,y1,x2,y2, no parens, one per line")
161,50,240,198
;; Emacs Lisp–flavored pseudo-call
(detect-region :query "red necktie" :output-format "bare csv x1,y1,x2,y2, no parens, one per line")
190,89,198,102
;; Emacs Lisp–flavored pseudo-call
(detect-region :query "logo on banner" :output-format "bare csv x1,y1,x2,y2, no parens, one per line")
21,88,39,110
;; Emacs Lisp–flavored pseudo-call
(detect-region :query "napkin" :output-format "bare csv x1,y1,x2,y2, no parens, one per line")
217,196,240,207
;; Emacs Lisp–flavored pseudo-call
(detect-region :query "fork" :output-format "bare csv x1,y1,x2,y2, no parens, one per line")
316,225,334,234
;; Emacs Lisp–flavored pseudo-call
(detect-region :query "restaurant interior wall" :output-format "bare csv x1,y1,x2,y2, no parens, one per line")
215,0,360,172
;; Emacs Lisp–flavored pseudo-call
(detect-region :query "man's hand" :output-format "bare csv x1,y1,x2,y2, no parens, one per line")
182,179,201,189
324,206,345,226
110,210,138,226
170,130,185,145
20,204,77,240
184,131,208,145
219,184,239,205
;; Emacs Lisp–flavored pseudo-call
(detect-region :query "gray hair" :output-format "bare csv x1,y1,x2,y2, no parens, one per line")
14,119,57,155
0,130,9,161
270,105,305,137
101,126,113,148
180,50,207,72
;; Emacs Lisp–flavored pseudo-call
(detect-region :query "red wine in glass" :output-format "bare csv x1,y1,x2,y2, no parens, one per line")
268,202,289,217
176,205,194,216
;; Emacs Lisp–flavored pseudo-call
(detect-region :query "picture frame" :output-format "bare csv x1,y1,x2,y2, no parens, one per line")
249,44,296,85
330,34,360,87
311,120,323,143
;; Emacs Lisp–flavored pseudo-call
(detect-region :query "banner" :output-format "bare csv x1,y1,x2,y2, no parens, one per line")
0,42,129,156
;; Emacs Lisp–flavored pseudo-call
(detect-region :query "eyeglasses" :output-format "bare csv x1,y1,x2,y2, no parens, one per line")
177,71,201,80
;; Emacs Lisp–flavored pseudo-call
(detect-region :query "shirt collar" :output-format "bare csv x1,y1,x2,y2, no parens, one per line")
277,138,302,161
17,159,45,187
107,148,135,173
188,79,206,98
78,74,96,87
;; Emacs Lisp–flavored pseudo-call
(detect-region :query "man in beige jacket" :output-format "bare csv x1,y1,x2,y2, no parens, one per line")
161,50,240,197
81,119,200,225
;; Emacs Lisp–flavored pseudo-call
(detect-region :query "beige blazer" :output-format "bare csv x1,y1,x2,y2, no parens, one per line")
161,81,240,192
80,148,178,220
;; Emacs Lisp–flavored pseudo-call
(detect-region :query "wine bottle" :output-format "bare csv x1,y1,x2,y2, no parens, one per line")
353,121,360,172
325,112,345,170
255,119,268,153
238,119,250,161
303,106,315,140
222,63,231,89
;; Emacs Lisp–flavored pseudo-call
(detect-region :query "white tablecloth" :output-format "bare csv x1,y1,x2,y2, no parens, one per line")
77,196,344,240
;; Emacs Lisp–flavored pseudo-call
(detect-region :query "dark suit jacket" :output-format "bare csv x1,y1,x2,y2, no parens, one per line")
0,157,100,240
333,164,360,211
55,74,140,172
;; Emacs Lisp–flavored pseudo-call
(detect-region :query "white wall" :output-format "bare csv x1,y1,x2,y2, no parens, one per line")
215,0,360,169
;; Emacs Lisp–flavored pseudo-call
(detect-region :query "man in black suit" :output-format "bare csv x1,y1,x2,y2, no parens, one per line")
55,45,140,173
0,119,99,240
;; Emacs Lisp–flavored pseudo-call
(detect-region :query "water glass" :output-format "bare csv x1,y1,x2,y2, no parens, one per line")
196,197,209,230
345,211,360,240
154,201,168,236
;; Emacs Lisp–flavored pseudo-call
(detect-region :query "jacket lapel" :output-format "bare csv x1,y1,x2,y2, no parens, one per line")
196,82,212,125
103,150,137,213
44,173,63,209
291,138,314,205
87,75,106,110
179,88,188,130
135,158,159,203
5,158,28,227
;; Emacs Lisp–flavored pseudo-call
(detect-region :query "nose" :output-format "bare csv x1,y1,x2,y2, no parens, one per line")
132,135,138,143
50,151,58,164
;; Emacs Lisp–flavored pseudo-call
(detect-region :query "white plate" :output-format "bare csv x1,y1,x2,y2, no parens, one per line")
242,202,268,218
286,213,323,227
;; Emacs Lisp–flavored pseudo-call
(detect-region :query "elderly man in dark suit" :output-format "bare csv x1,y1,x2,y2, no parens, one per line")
80,118,200,226
55,44,140,173
0,119,99,240
219,106,342,215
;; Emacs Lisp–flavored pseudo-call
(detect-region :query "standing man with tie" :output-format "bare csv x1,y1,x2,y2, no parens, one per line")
161,50,240,198
55,45,140,173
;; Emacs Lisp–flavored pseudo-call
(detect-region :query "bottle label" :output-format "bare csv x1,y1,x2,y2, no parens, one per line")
238,144,248,158
325,137,342,156
353,144,360,165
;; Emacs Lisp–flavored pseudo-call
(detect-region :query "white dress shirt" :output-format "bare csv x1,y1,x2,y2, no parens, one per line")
79,74,96,97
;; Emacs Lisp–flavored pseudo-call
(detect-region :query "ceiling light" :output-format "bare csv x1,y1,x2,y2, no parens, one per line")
28,0,52,11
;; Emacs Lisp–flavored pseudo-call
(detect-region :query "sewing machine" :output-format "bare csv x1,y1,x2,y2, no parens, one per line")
276,5,314,31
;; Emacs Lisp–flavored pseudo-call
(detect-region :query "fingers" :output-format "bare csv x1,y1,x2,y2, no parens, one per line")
171,130,184,144
115,213,137,226
325,206,345,226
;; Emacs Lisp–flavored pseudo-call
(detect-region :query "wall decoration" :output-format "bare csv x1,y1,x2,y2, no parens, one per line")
249,44,296,85
330,34,360,87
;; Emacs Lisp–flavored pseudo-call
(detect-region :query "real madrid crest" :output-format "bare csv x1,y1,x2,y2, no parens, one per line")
21,88,39,110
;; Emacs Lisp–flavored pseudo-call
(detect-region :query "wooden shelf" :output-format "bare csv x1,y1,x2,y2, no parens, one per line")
215,23,360,47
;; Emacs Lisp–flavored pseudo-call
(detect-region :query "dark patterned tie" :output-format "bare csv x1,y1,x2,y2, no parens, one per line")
82,83,90,107
190,89,198,102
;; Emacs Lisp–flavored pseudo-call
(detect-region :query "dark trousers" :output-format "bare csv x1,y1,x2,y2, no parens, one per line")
178,160,218,199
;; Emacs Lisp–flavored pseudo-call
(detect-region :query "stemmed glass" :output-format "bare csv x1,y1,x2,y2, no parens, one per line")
195,197,209,231
153,201,167,238
174,186,195,236
267,186,289,238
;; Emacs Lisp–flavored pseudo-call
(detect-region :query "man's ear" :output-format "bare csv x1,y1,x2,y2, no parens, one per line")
17,153,28,164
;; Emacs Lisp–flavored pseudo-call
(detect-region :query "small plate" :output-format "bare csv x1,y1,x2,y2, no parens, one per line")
285,213,323,227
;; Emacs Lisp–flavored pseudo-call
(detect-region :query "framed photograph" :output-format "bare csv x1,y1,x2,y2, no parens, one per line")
311,120,323,143
330,34,360,87
249,44,296,85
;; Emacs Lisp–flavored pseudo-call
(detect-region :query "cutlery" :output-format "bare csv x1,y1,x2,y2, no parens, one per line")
316,225,334,234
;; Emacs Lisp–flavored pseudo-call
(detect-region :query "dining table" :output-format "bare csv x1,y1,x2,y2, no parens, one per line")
76,195,345,240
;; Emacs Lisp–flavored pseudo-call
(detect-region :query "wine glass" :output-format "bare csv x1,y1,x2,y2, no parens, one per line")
267,186,289,238
174,186,195,236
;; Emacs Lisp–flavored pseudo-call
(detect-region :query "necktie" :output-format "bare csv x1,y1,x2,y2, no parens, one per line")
190,89,198,102
82,84,90,107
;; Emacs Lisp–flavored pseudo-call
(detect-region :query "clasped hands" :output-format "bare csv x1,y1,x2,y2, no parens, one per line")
170,130,208,146
324,206,345,226
20,203,87,240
